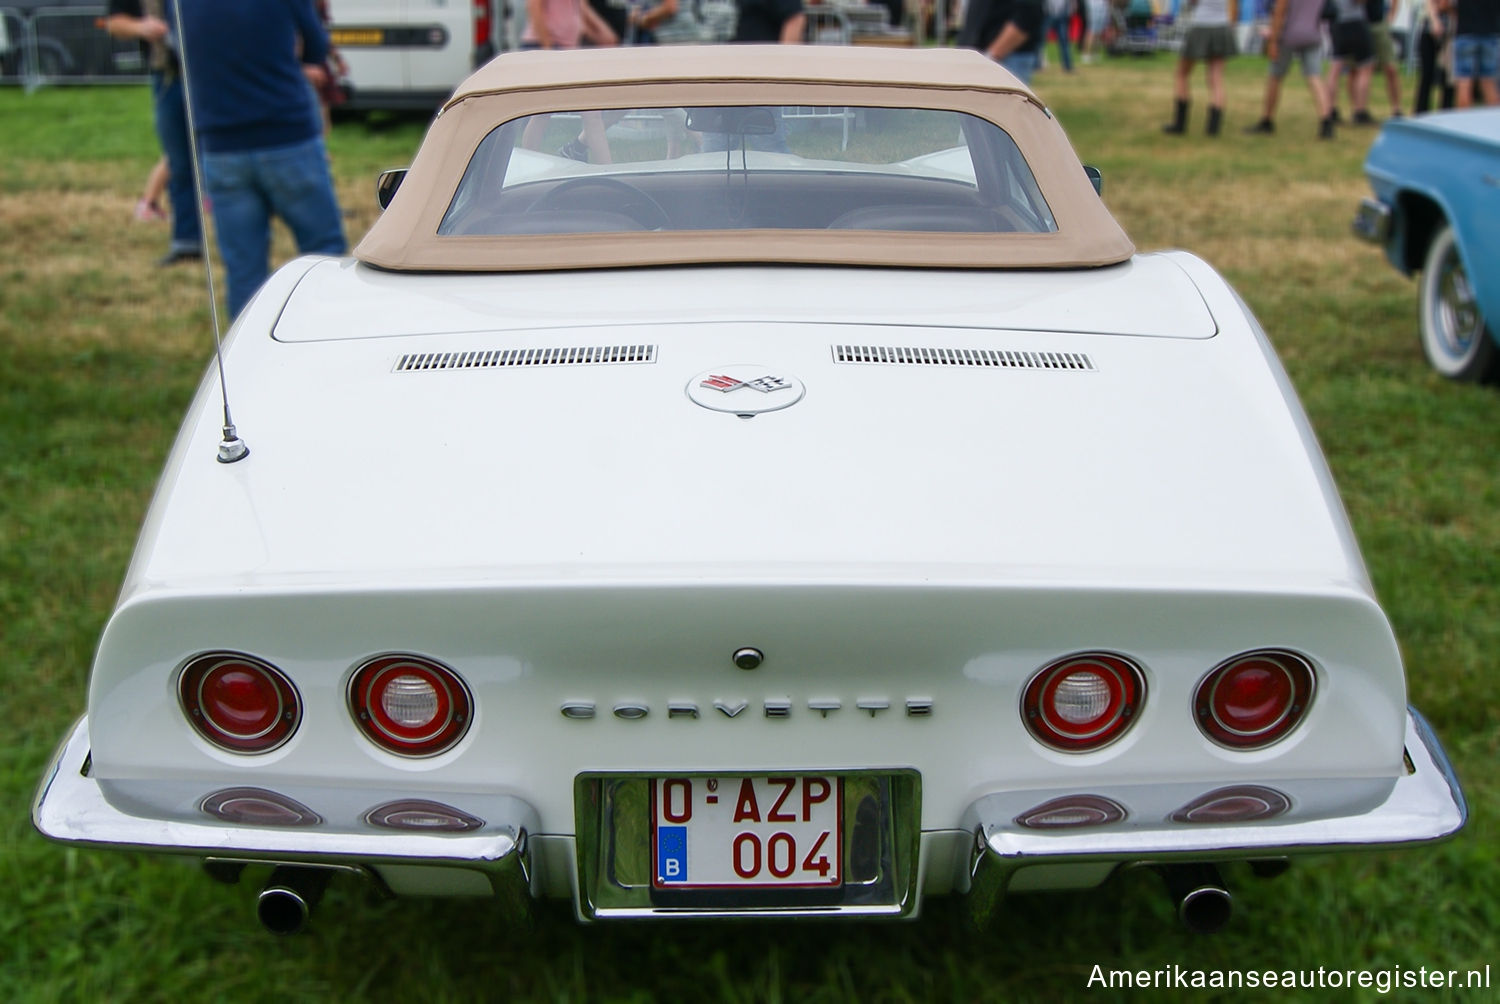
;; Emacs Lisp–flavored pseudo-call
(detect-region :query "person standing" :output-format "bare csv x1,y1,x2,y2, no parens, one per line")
719,0,804,155
1367,0,1405,119
957,0,1046,85
733,0,806,42
520,0,618,161
104,0,203,266
524,0,618,48
1162,0,1238,136
1042,0,1075,72
1413,0,1456,112
310,0,350,134
1452,0,1500,107
1244,0,1335,137
1081,0,1110,63
171,0,346,319
1323,0,1375,125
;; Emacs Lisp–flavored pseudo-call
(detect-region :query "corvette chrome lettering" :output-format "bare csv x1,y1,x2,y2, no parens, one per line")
561,697,932,719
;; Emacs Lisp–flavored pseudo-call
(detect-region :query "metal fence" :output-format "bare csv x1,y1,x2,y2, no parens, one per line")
1,5,148,89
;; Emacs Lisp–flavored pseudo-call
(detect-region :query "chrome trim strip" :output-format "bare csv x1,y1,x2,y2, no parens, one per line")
32,718,536,871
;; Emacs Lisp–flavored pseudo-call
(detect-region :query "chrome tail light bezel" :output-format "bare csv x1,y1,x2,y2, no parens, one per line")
347,654,474,758
1194,649,1316,750
178,652,301,755
1021,652,1147,753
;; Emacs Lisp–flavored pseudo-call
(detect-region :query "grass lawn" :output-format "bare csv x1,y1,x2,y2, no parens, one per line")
2,50,1497,1002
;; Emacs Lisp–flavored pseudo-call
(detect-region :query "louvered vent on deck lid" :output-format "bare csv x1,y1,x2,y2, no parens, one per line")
832,345,1095,371
395,345,656,372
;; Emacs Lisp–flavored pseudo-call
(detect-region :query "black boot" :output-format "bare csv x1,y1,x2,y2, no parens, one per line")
1162,99,1189,135
1206,106,1223,136
1318,116,1335,140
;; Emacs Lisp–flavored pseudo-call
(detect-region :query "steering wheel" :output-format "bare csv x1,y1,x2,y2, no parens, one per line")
529,177,671,231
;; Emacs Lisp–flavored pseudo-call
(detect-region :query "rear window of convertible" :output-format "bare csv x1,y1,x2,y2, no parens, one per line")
437,105,1057,236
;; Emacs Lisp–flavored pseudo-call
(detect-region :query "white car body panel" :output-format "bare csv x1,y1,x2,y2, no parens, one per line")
88,253,1403,822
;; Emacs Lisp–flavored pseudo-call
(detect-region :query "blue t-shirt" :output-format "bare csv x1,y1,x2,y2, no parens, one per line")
171,0,327,153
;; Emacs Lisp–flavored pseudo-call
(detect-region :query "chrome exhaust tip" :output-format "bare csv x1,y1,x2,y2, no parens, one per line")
256,866,332,935
1158,863,1233,934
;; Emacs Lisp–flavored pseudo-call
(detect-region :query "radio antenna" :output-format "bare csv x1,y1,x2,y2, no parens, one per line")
169,0,248,464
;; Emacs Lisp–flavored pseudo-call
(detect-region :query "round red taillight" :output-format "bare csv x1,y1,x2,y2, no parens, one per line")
1195,650,1315,749
1022,653,1145,752
349,655,472,757
179,653,300,753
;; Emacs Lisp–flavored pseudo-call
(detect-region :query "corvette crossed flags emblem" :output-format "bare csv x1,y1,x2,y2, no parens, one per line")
699,374,794,394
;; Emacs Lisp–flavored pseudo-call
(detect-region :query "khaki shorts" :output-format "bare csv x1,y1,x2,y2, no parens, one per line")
1371,23,1397,70
1181,24,1237,61
1270,42,1323,78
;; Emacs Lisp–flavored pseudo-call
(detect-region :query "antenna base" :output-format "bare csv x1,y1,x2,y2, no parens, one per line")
217,437,250,464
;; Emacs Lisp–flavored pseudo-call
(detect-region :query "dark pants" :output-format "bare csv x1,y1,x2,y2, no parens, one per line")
151,70,202,254
1414,25,1455,113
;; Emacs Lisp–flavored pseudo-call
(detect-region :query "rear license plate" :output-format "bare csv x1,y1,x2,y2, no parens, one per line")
651,776,843,889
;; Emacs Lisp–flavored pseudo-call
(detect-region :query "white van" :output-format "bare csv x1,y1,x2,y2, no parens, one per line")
328,0,503,111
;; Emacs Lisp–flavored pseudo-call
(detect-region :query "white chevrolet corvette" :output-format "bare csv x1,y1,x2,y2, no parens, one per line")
34,45,1464,933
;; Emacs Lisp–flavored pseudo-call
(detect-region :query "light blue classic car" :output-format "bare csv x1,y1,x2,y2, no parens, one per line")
1355,108,1500,383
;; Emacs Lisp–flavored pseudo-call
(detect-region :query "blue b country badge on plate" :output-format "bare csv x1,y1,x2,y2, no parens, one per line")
657,825,688,884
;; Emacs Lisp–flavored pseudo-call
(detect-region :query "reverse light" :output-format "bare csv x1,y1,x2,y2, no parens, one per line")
1194,650,1315,749
366,799,485,832
1015,794,1127,829
349,655,472,757
1022,653,1145,752
179,653,300,754
201,787,321,827
1172,785,1291,824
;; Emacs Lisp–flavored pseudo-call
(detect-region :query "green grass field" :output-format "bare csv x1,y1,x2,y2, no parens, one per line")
2,51,1497,1001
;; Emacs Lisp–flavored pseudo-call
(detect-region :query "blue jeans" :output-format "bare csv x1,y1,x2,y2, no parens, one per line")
1044,14,1073,71
202,136,346,318
1452,34,1500,80
1003,51,1040,86
151,71,201,254
700,107,792,155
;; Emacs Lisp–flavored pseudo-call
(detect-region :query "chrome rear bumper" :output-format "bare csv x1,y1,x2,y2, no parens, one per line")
35,708,1463,921
961,708,1465,921
32,717,538,903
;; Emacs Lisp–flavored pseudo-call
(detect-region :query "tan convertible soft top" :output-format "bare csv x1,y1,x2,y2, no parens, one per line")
356,46,1134,272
